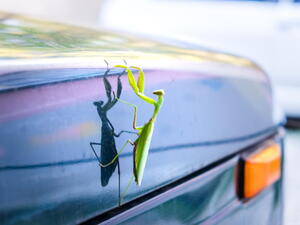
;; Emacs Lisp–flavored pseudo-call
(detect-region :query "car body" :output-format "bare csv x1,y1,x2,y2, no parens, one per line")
99,0,300,118
0,13,285,224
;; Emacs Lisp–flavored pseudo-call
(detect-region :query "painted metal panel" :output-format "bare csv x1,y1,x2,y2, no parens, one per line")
0,67,281,224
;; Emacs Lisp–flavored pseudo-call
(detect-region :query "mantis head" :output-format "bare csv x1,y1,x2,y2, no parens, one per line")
152,89,165,96
93,101,104,107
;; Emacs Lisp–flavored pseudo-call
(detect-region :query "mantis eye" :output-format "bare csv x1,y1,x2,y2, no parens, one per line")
152,89,165,96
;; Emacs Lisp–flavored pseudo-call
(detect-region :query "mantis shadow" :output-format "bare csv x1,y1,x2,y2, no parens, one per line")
90,69,135,205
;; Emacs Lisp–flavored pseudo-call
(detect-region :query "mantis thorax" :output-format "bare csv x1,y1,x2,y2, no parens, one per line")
152,90,164,121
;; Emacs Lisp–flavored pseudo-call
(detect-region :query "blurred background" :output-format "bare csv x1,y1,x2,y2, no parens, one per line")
0,0,299,224
0,0,101,28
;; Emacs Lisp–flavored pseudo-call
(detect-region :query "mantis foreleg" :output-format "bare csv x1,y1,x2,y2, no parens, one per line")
99,139,134,168
115,65,156,105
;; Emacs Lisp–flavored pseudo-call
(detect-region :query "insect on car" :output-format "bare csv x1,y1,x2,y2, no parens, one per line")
0,12,285,225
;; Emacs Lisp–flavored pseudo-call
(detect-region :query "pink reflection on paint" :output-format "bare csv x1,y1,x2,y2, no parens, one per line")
30,121,97,146
0,69,208,123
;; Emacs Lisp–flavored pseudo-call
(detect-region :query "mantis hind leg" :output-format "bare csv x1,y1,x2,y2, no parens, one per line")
99,139,134,168
114,130,138,137
106,118,138,137
120,175,134,204
90,142,101,164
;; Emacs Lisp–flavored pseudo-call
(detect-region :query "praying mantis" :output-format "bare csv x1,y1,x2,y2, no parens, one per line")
100,65,165,187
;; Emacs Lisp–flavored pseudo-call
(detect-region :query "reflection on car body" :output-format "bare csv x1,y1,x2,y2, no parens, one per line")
0,13,285,225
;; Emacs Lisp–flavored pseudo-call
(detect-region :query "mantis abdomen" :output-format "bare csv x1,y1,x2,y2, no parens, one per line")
134,121,154,186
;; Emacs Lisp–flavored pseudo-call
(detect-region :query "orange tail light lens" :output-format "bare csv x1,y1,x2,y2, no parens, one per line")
240,142,281,199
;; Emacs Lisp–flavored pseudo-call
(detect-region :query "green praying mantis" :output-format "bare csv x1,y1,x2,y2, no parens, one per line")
99,65,165,187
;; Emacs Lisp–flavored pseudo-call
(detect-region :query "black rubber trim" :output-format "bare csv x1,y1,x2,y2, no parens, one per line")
285,117,300,128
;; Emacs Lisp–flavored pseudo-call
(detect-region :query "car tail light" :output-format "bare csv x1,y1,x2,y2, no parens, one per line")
238,141,281,199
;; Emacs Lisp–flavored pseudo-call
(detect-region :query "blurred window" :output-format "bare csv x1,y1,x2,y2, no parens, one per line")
198,0,280,2
155,0,279,1
224,0,279,1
